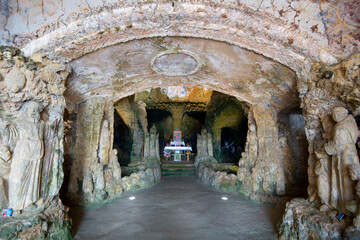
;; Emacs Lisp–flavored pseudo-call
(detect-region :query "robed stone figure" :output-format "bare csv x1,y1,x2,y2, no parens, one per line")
325,107,360,214
4,101,45,210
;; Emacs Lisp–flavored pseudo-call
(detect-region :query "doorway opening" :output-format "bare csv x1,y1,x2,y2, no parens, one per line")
113,110,132,167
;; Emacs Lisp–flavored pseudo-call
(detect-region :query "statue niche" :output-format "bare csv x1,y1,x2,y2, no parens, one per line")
324,107,360,215
0,101,45,210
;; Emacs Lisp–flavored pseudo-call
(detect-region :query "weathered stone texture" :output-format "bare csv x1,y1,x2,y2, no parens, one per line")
66,37,298,110
196,162,240,193
3,1,358,75
66,97,126,205
120,166,161,192
0,0,359,238
280,52,360,238
114,96,147,163
279,199,343,240
0,47,71,239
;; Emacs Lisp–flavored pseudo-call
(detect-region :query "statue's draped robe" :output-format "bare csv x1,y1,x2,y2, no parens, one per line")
325,115,359,214
8,119,44,210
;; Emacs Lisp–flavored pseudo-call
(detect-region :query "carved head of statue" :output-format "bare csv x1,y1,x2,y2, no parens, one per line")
332,107,348,123
20,101,43,123
201,127,207,135
150,125,157,134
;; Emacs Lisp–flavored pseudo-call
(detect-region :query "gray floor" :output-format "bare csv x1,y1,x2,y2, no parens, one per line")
70,176,285,240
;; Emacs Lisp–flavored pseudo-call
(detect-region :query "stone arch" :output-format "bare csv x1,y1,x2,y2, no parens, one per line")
61,36,306,203
18,1,358,70
65,37,299,109
1,0,359,238
17,2,319,80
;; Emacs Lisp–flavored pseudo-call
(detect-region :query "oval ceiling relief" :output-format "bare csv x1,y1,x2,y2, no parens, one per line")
151,50,201,76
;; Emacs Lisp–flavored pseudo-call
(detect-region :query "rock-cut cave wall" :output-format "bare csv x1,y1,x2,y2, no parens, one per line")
0,0,359,239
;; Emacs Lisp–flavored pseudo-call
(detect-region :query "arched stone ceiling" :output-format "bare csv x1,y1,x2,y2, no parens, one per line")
66,37,298,110
1,1,359,81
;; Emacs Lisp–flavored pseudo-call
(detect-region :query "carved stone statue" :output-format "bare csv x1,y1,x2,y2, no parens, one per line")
197,127,213,157
314,150,331,211
348,164,360,228
98,120,110,165
149,125,158,158
5,101,45,210
143,125,159,161
325,107,360,214
0,142,11,208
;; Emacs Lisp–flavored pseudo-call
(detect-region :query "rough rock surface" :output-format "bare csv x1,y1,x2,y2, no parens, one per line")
0,0,359,239
278,198,345,240
0,47,72,239
120,166,161,192
0,199,71,240
196,162,240,193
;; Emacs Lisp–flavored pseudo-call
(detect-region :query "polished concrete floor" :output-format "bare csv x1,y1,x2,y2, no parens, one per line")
70,176,285,240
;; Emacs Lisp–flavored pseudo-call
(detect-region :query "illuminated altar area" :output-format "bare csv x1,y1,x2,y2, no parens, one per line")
164,131,192,161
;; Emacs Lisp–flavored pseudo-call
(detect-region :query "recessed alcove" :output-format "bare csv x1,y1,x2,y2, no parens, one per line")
112,87,250,165
113,109,132,167
277,107,309,197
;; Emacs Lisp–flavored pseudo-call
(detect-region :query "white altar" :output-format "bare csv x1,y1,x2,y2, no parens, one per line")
164,132,192,161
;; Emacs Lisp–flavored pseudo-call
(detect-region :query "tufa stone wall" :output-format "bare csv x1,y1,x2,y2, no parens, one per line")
0,47,72,239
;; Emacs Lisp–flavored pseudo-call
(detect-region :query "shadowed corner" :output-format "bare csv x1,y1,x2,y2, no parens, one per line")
264,203,286,236
68,206,86,236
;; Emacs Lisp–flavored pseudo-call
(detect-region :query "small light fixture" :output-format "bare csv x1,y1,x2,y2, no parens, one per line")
221,196,228,201
129,196,136,200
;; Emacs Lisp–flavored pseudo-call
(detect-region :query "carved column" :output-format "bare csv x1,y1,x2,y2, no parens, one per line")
251,105,285,196
68,97,106,197
168,104,185,131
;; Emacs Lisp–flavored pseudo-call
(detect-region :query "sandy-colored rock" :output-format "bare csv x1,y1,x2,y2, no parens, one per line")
324,107,359,215
4,68,26,93
278,198,344,240
0,1,359,238
0,48,71,239
7,101,45,210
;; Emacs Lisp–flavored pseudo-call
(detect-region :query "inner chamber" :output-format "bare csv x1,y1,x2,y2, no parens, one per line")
61,37,309,206
113,88,248,170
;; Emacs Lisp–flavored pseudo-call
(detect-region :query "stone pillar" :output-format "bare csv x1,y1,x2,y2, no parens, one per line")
98,119,110,165
149,126,157,157
212,128,222,161
207,132,213,156
156,135,160,159
168,104,185,131
68,97,106,200
144,132,150,158
201,128,208,156
197,133,202,155
251,105,285,196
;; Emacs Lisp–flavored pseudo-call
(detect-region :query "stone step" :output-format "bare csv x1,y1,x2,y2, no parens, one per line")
162,167,196,172
162,164,195,168
162,161,195,164
162,171,196,176
161,160,196,176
